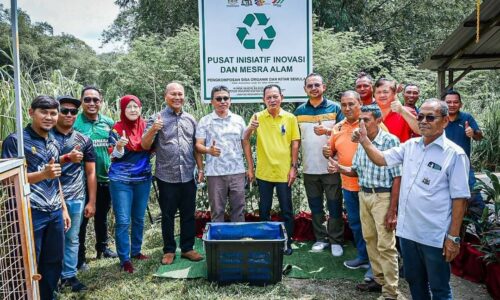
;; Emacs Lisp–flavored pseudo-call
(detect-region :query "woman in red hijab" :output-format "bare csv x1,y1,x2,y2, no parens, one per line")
108,95,152,273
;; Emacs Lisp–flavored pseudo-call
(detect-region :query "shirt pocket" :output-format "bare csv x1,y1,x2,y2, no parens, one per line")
416,166,442,190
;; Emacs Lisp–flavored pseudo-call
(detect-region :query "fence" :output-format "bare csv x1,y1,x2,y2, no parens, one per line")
0,159,39,299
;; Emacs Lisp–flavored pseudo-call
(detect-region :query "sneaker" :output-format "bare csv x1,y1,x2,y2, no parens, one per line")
132,253,150,260
311,241,329,252
121,261,134,273
78,262,90,272
343,258,370,270
331,244,343,257
284,248,293,256
364,267,374,282
60,276,88,292
97,248,118,259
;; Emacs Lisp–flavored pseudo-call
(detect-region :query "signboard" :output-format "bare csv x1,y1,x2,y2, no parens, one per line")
199,0,313,103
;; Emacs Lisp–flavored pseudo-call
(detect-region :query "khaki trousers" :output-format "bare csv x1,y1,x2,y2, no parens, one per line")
359,191,399,299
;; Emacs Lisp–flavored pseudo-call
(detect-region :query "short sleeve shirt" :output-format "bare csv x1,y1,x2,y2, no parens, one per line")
383,110,415,143
1,126,61,212
53,128,95,201
196,111,246,176
144,107,197,183
445,111,480,158
383,134,470,248
294,98,344,174
329,120,360,191
254,109,300,182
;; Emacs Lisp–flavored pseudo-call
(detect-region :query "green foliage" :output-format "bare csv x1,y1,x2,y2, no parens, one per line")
470,99,500,172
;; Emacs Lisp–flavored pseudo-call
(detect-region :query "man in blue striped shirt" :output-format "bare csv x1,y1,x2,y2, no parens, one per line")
328,104,401,298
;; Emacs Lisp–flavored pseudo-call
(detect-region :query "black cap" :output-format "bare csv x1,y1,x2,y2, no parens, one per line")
57,95,81,108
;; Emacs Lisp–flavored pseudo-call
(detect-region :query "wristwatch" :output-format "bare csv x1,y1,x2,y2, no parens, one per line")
446,233,461,244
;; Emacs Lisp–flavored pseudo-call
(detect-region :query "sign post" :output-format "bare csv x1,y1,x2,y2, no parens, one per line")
199,0,312,103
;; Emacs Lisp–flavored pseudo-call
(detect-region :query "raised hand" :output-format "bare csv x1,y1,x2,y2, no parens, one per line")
352,120,368,143
44,157,61,179
464,121,474,138
249,114,259,130
313,118,328,136
322,143,332,159
208,140,221,157
117,130,129,150
327,157,339,173
68,145,83,163
152,114,164,132
390,99,404,114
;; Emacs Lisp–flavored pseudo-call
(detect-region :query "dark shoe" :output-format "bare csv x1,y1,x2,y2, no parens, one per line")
284,248,293,256
60,276,88,292
132,253,150,260
343,258,370,270
356,280,382,292
181,250,203,261
161,253,175,265
97,248,118,259
121,261,134,273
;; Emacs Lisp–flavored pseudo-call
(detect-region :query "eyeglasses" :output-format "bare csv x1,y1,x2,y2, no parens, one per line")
83,97,101,104
214,96,230,102
417,114,443,122
306,83,322,89
60,108,79,116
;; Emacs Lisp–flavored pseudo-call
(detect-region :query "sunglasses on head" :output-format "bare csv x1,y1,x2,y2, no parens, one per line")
60,108,79,116
306,83,322,89
214,96,230,102
83,97,101,104
417,114,443,122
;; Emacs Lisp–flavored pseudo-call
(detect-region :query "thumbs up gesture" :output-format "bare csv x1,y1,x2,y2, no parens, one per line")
68,144,83,163
322,143,332,159
249,114,259,130
352,120,368,143
390,99,404,114
208,140,221,157
116,130,129,151
314,118,328,136
152,113,164,132
327,157,339,174
464,121,474,138
44,157,61,179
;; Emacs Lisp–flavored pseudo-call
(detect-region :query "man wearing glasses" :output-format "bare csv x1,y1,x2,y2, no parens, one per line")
294,73,345,256
74,86,118,270
354,99,469,299
53,96,96,292
195,86,252,223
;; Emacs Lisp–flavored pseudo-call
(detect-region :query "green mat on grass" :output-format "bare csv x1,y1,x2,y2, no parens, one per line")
154,238,365,281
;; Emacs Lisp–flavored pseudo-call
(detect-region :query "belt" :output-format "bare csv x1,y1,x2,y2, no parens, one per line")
361,187,391,193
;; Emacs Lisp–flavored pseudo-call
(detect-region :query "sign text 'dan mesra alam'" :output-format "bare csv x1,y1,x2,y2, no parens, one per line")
199,0,312,103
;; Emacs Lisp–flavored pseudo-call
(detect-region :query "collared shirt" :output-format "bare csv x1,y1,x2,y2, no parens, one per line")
383,110,415,142
74,113,114,182
53,128,95,201
294,98,344,174
145,107,197,183
108,129,152,183
352,129,401,188
383,133,470,248
1,125,61,212
196,111,246,176
445,111,480,158
329,119,360,192
254,108,300,182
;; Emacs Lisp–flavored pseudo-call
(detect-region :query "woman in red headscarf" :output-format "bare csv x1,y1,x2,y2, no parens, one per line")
108,95,152,273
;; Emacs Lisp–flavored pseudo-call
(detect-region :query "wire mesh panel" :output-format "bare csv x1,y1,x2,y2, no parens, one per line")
0,159,39,300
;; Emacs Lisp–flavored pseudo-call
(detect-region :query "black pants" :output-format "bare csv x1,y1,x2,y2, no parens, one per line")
78,182,112,265
156,178,196,254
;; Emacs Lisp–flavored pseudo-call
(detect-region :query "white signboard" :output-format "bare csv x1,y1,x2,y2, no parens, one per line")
199,0,313,103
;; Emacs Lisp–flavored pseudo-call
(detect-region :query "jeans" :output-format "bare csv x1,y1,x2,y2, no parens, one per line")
61,200,84,279
78,182,112,265
400,237,452,300
31,208,64,300
257,179,294,247
110,179,151,264
342,189,368,261
156,178,196,253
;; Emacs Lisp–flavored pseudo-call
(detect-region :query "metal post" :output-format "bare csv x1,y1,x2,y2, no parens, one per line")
437,70,445,98
11,0,24,158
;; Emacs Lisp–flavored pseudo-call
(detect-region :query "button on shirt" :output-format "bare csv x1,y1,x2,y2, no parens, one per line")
1,126,61,212
383,134,470,248
294,98,344,174
329,120,360,192
196,111,246,176
145,107,197,183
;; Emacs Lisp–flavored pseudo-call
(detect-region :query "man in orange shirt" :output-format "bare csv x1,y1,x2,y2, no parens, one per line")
323,91,370,277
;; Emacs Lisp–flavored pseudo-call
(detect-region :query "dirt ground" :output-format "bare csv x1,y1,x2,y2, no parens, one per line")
283,274,491,300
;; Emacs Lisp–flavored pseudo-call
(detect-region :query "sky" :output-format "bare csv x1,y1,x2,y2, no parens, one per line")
1,0,122,53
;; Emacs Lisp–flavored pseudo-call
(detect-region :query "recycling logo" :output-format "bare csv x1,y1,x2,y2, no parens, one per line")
236,13,276,51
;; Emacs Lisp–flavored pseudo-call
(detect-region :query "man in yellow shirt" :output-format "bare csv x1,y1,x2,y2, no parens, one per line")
243,84,300,255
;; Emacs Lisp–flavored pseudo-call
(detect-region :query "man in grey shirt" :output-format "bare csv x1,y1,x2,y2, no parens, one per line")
142,82,204,265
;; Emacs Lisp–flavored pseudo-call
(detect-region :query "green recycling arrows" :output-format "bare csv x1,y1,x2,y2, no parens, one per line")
236,13,275,51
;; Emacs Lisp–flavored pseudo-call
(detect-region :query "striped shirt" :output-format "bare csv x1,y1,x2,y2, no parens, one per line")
1,126,61,212
144,107,197,183
351,129,401,188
